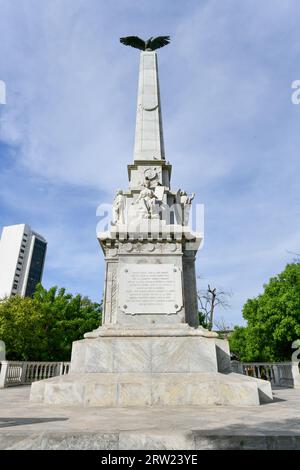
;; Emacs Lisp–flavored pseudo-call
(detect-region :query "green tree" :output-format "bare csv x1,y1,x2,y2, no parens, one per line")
0,295,48,361
198,310,209,329
0,284,102,361
229,262,300,361
228,326,248,361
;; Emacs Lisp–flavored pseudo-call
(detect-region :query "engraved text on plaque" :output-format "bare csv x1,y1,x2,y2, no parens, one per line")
118,264,183,315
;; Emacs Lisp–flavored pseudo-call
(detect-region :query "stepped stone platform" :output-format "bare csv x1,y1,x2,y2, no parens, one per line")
29,327,273,407
1,386,300,450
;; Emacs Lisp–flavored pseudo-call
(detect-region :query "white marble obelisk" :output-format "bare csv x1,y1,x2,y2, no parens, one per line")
30,43,273,408
93,48,203,328
134,52,165,161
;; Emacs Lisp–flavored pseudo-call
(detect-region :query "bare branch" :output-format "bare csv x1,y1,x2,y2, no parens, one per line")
197,284,232,330
214,316,233,333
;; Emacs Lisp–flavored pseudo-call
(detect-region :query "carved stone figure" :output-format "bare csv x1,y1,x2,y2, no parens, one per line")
144,168,157,181
143,168,162,189
134,180,159,219
180,190,195,206
176,190,195,226
112,189,125,225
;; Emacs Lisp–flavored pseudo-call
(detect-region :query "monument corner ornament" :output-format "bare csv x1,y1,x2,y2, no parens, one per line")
29,37,273,407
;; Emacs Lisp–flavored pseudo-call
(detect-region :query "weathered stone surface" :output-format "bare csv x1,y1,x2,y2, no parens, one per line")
32,330,273,408
85,323,218,338
118,432,194,450
193,435,300,451
71,334,219,375
215,338,232,373
2,432,119,450
292,363,300,389
150,373,260,407
3,431,300,450
30,372,264,407
134,52,165,161
229,372,273,403
2,387,299,450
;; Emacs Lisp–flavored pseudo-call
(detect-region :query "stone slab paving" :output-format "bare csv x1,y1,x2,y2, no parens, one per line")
0,386,300,449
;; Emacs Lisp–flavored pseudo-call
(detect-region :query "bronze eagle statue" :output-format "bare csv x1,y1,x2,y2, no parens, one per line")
120,36,170,51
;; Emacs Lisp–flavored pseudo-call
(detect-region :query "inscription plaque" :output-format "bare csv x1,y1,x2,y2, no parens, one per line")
118,264,183,315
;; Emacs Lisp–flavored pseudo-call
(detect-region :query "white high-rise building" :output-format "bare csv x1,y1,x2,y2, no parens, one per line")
0,224,47,298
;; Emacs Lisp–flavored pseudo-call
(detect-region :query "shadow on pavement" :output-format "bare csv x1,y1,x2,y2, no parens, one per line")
0,417,68,428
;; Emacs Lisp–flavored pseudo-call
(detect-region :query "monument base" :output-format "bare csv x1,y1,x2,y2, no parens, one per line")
30,371,272,407
30,326,273,407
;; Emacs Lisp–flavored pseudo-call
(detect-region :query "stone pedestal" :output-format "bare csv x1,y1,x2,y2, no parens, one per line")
100,224,201,328
31,372,271,407
30,326,273,406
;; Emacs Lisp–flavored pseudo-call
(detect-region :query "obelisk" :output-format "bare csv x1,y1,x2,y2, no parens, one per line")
94,38,203,329
133,51,165,161
30,37,273,407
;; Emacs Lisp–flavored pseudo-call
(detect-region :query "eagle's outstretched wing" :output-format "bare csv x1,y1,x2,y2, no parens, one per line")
120,36,145,50
149,36,170,50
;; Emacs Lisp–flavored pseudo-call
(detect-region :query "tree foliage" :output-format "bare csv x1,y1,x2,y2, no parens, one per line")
0,284,102,361
229,262,300,361
198,310,210,329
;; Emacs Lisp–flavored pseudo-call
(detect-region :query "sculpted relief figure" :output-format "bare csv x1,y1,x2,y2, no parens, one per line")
133,179,160,220
143,167,162,189
111,189,125,225
176,190,195,226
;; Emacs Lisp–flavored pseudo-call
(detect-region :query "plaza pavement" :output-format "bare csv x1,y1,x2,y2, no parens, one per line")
0,385,300,449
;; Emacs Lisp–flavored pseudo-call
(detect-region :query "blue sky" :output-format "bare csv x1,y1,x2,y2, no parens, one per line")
0,0,300,326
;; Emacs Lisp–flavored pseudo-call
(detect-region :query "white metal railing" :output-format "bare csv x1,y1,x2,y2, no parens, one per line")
0,361,70,388
231,360,300,388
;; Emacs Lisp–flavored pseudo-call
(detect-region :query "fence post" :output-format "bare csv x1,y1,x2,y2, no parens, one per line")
57,362,63,376
20,362,28,385
292,362,300,389
0,361,9,388
272,365,280,386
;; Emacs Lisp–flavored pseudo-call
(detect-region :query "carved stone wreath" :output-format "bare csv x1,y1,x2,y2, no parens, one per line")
144,167,157,181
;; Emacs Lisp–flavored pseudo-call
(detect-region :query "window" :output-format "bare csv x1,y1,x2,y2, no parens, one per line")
25,239,47,297
16,267,21,271
13,283,18,290
17,261,22,265
20,249,25,254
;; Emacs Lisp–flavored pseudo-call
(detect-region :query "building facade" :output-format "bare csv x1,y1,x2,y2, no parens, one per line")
0,224,47,298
